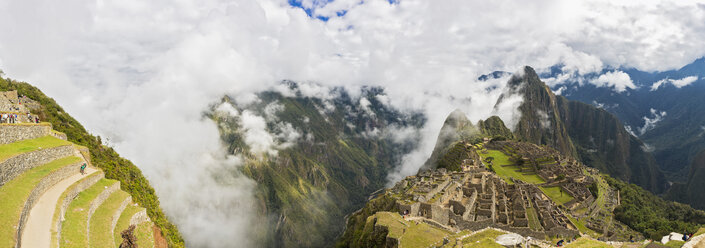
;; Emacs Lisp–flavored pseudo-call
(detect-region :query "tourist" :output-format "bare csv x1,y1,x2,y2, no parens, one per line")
80,163,87,175
35,116,39,123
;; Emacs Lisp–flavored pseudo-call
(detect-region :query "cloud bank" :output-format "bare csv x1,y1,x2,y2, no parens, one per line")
2,0,705,246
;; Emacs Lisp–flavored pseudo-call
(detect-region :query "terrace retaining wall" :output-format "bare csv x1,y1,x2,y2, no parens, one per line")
0,124,51,145
0,145,75,186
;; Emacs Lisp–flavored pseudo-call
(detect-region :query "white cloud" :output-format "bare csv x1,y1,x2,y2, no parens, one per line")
240,110,278,156
650,76,699,90
590,70,637,93
536,109,551,129
637,108,667,135
1,0,705,246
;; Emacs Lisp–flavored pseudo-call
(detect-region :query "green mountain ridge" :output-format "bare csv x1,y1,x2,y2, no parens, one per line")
210,84,424,247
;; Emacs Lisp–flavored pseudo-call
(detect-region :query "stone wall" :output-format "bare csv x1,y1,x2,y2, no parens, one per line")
14,160,82,248
111,195,132,238
86,181,120,242
397,202,419,217
0,124,51,145
431,204,449,225
53,171,104,248
129,208,151,226
0,145,75,186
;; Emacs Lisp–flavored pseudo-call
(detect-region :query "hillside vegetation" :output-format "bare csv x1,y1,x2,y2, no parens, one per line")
605,175,705,240
0,77,184,247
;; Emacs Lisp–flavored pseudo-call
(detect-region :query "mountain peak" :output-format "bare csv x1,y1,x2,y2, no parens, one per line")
508,66,544,89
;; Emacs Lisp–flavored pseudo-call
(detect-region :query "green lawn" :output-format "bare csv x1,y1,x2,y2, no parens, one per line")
539,186,574,205
0,156,82,247
460,229,506,248
694,227,705,237
89,190,130,248
0,135,72,161
372,212,451,248
479,150,545,184
564,237,611,248
60,178,117,248
113,204,145,247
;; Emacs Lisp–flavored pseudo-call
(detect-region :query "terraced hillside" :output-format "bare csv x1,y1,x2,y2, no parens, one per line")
0,110,160,246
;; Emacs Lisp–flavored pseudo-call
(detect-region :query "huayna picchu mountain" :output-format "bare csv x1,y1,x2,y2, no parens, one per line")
339,108,705,247
209,83,424,247
0,77,183,247
495,67,667,193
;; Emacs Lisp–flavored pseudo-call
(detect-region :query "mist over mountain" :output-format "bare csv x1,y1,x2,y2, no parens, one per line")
208,83,425,247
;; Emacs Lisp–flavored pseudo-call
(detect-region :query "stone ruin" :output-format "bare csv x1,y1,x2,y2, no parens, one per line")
393,167,580,239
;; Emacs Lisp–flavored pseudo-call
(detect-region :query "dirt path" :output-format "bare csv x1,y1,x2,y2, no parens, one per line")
21,167,98,248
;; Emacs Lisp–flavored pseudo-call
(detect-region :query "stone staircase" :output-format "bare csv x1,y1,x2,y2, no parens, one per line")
0,123,156,248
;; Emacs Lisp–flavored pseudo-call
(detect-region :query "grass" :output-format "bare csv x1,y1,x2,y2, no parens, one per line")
479,150,545,184
694,227,705,237
135,222,155,248
526,207,542,230
664,240,685,248
459,229,506,248
567,216,600,237
89,190,130,248
564,237,611,248
0,135,72,161
0,156,82,247
539,186,574,205
113,204,145,247
60,178,117,248
371,212,451,248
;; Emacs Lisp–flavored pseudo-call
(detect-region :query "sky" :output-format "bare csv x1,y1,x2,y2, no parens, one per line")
1,0,705,246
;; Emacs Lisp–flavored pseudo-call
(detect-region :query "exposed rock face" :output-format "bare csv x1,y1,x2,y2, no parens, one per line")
495,66,576,158
555,97,667,193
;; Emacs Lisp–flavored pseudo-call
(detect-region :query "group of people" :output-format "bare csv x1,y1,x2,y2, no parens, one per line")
683,232,695,241
0,112,39,124
1,113,19,123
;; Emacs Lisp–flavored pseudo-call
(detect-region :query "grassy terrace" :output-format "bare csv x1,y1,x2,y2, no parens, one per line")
89,190,130,248
480,150,546,184
60,178,117,248
0,156,82,247
567,216,600,237
113,204,145,247
458,229,506,248
371,212,450,248
0,135,72,161
526,207,542,231
135,222,155,248
539,186,574,205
